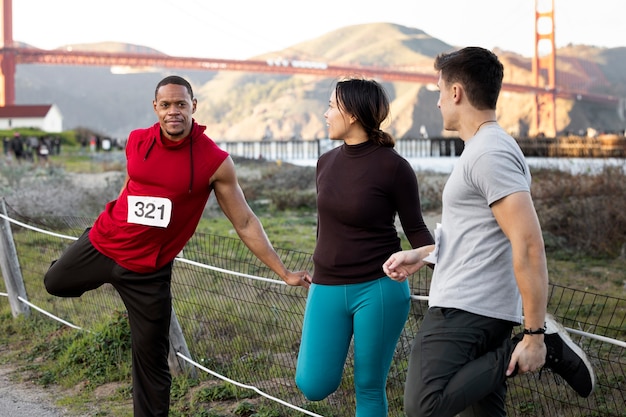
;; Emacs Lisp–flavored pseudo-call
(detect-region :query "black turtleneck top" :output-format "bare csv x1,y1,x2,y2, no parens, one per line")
312,140,434,285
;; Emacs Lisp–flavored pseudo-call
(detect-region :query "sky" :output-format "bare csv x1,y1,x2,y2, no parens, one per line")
10,0,626,60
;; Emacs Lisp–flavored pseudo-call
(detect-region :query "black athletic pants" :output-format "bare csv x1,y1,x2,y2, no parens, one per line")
404,307,516,417
44,228,173,417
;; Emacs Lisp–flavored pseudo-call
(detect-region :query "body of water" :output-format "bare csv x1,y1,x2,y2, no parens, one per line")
287,156,626,175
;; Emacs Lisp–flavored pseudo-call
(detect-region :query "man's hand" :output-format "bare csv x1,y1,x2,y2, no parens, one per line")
507,335,546,376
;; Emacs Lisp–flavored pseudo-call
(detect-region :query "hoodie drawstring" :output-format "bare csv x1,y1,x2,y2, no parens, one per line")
144,137,156,160
188,136,194,193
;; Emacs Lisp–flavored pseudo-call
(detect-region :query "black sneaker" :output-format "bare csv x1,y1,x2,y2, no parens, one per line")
544,314,595,397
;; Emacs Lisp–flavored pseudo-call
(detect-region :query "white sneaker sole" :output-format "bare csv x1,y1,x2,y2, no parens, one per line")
545,314,596,393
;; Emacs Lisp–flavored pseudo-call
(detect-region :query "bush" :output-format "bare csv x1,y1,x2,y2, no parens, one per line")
3,154,625,259
237,162,316,211
532,166,626,258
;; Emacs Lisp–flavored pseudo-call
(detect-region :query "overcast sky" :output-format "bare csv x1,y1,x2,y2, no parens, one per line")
12,0,626,60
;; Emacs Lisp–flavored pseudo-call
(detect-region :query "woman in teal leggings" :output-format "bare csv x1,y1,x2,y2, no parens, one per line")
296,278,410,416
295,78,434,417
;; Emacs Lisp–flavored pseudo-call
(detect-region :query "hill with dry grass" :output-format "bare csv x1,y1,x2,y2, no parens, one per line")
15,23,626,140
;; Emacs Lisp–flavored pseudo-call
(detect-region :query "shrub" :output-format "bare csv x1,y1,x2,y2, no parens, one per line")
238,162,316,211
532,166,626,258
3,154,625,259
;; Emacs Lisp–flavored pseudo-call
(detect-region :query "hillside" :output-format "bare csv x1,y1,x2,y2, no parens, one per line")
14,23,626,140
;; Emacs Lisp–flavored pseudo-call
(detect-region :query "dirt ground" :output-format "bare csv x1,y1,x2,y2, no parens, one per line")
0,363,67,417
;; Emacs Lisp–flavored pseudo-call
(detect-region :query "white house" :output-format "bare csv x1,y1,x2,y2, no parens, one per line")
0,104,63,132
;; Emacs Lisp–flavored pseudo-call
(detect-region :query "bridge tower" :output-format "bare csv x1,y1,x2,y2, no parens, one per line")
532,0,557,137
0,0,15,106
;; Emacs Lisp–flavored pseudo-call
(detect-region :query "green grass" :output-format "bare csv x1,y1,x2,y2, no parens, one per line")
197,213,318,255
3,221,625,416
2,149,625,416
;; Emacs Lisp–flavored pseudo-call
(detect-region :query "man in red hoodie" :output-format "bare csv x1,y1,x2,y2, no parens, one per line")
44,75,312,417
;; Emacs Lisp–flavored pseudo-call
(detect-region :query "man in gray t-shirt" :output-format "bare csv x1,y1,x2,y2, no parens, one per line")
430,127,529,324
383,47,595,417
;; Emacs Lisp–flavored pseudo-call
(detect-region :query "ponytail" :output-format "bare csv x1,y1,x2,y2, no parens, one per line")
371,129,395,148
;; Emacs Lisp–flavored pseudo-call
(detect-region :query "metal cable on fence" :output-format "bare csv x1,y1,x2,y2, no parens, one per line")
2,211,625,349
2,211,626,417
0,212,326,414
176,352,324,417
0,213,78,241
0,290,326,416
17,295,86,331
0,208,626,348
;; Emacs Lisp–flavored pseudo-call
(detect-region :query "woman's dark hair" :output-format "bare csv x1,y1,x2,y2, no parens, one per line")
434,47,503,110
335,78,395,147
155,75,194,100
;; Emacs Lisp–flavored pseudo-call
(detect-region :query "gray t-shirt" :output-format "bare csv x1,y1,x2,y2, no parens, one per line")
429,125,531,323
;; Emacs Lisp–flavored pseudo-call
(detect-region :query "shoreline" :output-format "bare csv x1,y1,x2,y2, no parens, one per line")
285,156,626,175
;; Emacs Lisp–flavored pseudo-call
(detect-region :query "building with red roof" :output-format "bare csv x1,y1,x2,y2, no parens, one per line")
0,104,63,132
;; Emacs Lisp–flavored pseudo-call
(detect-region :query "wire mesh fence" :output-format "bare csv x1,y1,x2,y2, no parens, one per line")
1,207,625,417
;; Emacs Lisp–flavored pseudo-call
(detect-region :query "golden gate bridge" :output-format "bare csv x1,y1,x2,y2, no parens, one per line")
0,0,623,138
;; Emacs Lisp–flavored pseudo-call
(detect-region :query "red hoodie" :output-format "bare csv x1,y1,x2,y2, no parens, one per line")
89,121,228,273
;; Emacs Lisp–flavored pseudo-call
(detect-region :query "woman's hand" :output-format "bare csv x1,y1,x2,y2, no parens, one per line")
284,270,312,289
383,245,434,281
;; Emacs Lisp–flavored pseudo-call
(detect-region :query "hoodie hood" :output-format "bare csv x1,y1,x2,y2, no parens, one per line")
144,119,207,192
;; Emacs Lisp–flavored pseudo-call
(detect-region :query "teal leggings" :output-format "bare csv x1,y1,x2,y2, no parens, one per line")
295,277,410,417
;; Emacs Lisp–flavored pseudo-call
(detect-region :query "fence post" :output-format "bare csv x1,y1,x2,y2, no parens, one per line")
0,199,30,317
168,307,197,378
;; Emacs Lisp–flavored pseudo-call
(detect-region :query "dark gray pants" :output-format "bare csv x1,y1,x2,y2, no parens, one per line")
404,307,516,417
44,228,173,417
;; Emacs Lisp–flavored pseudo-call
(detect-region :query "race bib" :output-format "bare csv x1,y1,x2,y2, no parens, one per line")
127,196,172,228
